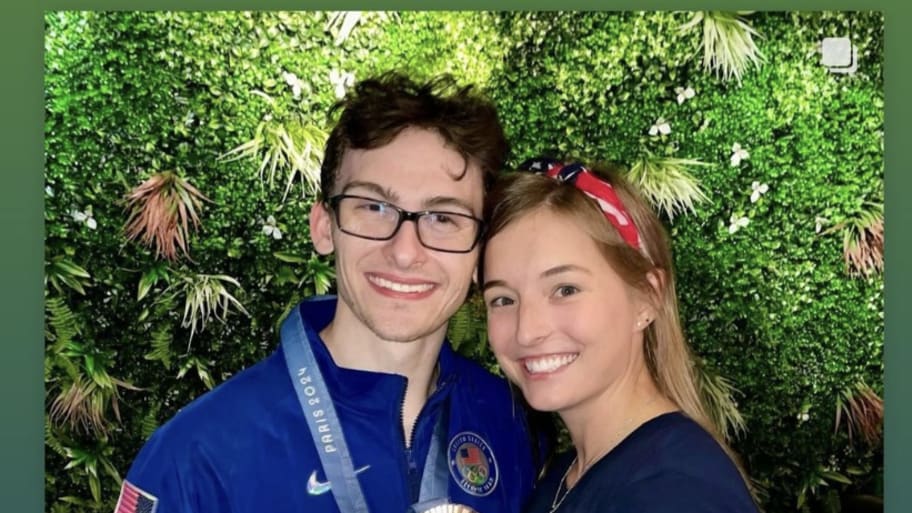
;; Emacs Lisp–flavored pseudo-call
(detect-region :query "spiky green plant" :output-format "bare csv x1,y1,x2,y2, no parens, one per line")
123,170,210,262
45,257,91,295
177,355,216,390
680,11,763,83
46,298,137,437
627,154,711,221
795,463,852,510
838,202,884,277
694,357,747,443
835,380,883,446
61,438,121,504
219,106,326,202
166,273,250,345
46,341,140,436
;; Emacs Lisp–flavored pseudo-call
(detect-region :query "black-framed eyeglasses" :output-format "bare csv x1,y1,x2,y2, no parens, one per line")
326,194,485,253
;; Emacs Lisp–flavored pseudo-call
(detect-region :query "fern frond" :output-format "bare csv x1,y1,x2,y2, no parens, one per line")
144,326,174,369
140,404,162,440
46,297,81,350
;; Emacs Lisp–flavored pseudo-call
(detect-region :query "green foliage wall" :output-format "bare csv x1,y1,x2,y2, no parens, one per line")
44,11,883,513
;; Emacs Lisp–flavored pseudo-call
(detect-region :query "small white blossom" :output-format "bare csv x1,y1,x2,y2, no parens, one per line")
796,412,810,423
282,71,303,100
750,181,769,203
70,207,96,230
262,215,283,240
731,143,750,167
815,216,829,234
329,69,355,100
728,214,749,234
648,117,671,136
675,86,695,104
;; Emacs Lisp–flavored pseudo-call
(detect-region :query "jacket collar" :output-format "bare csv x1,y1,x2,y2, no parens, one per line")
284,295,459,412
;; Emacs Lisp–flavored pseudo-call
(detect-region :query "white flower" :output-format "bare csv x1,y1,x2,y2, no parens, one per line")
815,216,829,234
648,117,671,136
750,181,769,203
796,412,810,423
329,69,355,100
262,215,283,240
731,143,750,167
70,207,96,230
675,86,695,104
728,214,749,234
282,71,303,100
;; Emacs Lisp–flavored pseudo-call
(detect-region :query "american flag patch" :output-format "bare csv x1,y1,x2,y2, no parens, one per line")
115,480,158,513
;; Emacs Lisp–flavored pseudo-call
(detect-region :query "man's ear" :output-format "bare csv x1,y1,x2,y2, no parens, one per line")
310,201,335,255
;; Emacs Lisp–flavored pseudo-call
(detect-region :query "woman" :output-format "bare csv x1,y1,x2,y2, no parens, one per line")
481,158,759,513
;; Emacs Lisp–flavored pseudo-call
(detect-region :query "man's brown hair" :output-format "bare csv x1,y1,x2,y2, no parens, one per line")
319,71,508,200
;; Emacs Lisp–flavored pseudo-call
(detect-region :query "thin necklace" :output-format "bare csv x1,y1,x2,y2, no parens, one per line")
548,458,577,513
548,451,610,513
548,395,661,513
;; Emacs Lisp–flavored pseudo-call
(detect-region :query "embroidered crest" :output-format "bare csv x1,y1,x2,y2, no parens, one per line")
115,480,158,513
448,431,498,497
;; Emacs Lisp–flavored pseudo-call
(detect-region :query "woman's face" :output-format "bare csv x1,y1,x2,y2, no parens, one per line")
482,208,651,416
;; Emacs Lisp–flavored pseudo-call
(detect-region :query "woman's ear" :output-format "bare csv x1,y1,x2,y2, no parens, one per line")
310,201,335,255
635,269,665,331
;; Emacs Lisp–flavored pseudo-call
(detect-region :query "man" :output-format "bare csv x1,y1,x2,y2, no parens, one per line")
117,72,543,513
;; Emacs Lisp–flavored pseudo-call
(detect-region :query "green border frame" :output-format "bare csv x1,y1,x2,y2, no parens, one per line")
4,2,905,512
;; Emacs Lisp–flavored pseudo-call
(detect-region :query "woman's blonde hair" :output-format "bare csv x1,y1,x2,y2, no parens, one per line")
482,162,755,495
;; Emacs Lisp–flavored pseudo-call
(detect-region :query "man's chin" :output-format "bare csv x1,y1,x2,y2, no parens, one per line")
369,322,442,344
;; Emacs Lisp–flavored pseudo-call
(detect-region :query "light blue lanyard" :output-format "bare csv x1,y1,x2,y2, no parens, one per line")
281,306,450,513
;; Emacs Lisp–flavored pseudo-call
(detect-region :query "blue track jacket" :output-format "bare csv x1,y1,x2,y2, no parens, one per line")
120,296,540,513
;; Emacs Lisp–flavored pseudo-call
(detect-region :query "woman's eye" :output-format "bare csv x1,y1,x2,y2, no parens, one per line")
488,296,514,308
555,285,579,298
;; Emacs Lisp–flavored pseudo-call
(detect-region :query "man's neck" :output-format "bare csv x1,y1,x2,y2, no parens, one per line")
319,316,446,446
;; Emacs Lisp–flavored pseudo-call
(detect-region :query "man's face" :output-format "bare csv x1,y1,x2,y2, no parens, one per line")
310,127,484,344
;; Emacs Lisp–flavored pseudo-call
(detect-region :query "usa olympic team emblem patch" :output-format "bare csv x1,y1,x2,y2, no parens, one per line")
448,431,498,496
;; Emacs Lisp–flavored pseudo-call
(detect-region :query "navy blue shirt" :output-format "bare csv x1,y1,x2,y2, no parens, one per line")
121,296,540,513
524,412,758,513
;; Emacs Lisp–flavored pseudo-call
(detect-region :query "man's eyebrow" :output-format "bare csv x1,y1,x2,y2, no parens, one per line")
340,181,399,202
423,196,476,214
340,183,476,215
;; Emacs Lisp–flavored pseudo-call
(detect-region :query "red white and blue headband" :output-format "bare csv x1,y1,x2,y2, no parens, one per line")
518,157,641,250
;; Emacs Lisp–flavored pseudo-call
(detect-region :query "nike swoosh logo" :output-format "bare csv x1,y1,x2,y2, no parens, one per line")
307,465,371,495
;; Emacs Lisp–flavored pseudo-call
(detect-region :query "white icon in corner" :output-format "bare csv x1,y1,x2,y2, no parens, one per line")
820,37,857,74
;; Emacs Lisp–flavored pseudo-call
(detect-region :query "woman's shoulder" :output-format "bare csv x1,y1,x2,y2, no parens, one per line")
594,412,758,513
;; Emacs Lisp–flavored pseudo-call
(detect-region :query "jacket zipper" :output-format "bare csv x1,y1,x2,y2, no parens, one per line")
400,374,449,504
400,380,421,503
